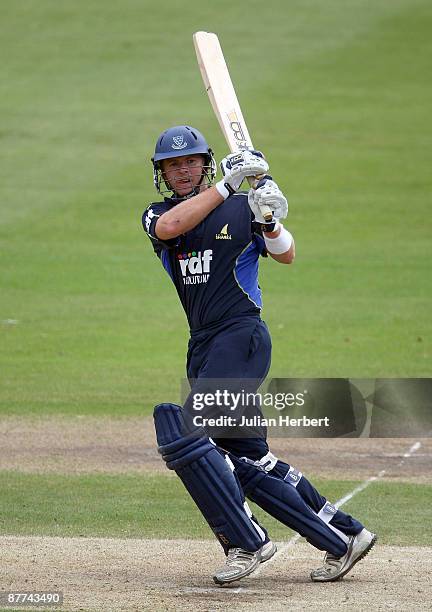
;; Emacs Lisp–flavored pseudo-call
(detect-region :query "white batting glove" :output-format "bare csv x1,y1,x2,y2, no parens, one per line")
215,150,269,199
248,178,288,223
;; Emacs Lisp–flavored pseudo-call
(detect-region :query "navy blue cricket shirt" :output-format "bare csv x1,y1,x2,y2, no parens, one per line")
142,193,267,331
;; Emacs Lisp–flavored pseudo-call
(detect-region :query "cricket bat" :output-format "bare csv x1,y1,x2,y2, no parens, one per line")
193,31,273,222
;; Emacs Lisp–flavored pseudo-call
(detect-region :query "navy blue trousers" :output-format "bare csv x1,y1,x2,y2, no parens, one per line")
187,315,363,538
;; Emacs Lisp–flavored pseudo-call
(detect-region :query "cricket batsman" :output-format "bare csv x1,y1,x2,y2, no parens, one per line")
142,125,377,585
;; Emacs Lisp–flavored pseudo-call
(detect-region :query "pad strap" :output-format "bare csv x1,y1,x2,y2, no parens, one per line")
240,451,278,473
284,466,303,487
316,501,349,545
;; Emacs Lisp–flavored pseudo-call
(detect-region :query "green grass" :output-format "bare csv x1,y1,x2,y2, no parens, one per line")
0,471,429,546
1,0,431,416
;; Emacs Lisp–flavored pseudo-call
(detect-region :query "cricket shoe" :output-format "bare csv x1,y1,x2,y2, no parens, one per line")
260,540,277,563
213,547,261,585
310,528,377,582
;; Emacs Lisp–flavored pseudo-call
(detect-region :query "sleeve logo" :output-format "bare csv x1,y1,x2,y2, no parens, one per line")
145,208,157,233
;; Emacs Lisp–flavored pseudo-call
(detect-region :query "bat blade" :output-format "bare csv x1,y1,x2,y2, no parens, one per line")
193,31,273,222
193,31,253,153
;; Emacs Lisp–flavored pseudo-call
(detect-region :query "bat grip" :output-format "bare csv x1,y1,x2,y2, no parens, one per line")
247,174,274,222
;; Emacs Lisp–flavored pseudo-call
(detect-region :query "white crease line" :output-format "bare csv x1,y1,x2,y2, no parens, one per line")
403,441,421,458
335,471,386,508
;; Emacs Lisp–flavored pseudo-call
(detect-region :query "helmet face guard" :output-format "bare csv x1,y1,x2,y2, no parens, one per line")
152,126,216,199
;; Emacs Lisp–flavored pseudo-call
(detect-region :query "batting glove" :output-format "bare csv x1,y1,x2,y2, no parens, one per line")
248,178,288,224
215,150,269,199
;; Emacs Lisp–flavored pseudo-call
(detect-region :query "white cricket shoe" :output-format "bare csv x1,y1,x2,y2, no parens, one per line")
310,528,377,582
213,547,260,585
260,540,277,563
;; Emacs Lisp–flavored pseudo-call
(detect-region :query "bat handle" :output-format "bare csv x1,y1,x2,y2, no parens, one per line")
247,174,274,222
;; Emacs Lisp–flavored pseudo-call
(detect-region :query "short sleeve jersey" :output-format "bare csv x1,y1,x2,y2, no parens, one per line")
142,193,267,331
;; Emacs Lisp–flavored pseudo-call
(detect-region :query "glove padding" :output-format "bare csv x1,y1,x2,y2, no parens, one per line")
248,178,288,224
219,150,269,194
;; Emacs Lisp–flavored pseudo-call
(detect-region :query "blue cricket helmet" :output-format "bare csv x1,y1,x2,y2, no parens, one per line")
152,125,216,197
153,125,212,161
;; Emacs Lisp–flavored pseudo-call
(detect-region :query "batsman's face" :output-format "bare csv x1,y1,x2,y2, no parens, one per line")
161,154,206,196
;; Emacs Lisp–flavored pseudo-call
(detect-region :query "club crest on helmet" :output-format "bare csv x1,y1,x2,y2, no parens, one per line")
172,135,188,150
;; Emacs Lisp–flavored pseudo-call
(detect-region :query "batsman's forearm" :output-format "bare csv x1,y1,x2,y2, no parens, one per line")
155,187,224,240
